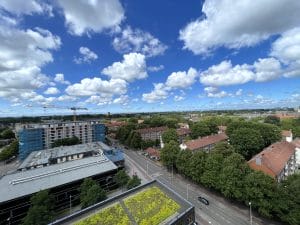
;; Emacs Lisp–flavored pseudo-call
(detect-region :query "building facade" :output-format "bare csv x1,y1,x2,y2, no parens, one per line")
248,141,296,182
136,126,167,141
16,121,106,160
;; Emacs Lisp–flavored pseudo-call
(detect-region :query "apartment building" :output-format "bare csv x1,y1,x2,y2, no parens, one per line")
136,126,167,141
16,121,106,160
248,141,296,182
180,133,228,152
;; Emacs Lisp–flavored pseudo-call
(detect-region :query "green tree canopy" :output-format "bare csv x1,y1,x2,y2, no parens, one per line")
229,128,264,159
0,139,19,161
190,121,210,139
22,190,54,225
264,115,280,126
80,178,106,208
162,129,178,144
114,169,130,188
160,140,180,168
126,175,141,190
0,128,15,139
212,142,235,157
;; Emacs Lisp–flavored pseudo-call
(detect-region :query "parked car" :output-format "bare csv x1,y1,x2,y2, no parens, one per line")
198,196,209,205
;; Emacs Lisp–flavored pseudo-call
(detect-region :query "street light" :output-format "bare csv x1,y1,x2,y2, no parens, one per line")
249,201,253,225
186,184,190,200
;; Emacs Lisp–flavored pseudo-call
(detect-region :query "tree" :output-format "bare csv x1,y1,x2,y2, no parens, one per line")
243,171,277,218
22,190,54,225
218,153,250,200
162,129,178,144
212,142,235,157
190,121,210,138
176,150,193,176
141,140,157,149
203,118,219,134
80,178,106,208
0,140,19,161
126,175,141,189
129,131,142,149
230,128,264,159
114,169,130,189
274,174,300,225
160,140,180,168
0,128,15,139
189,151,207,184
201,152,224,189
264,115,280,126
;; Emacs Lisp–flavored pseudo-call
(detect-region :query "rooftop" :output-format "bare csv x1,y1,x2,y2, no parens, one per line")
145,147,160,158
281,130,292,137
0,155,117,203
18,142,109,170
136,126,167,134
15,121,103,130
49,180,194,225
248,141,295,178
184,133,228,151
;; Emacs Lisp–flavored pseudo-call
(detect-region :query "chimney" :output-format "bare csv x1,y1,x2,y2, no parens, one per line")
255,154,262,165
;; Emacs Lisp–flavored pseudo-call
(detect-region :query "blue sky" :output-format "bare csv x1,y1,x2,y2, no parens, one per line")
0,0,299,116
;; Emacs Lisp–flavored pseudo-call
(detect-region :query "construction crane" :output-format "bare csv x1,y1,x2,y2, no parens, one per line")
26,104,88,122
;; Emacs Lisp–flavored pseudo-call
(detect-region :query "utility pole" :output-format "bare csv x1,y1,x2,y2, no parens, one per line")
249,201,253,225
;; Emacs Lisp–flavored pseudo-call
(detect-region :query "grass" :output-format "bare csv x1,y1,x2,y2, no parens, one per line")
74,203,131,225
124,186,180,225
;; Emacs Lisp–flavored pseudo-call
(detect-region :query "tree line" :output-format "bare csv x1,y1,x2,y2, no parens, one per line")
160,141,299,225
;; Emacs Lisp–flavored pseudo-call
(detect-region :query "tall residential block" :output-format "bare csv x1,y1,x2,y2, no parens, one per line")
16,121,106,160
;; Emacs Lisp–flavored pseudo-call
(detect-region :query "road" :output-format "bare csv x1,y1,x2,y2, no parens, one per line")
123,149,281,225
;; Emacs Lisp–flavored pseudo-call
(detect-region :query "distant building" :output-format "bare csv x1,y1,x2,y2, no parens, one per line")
105,120,127,132
49,180,195,225
0,146,118,224
180,133,228,152
176,128,191,144
145,147,160,160
248,141,296,182
178,123,189,129
281,130,293,142
292,138,300,170
136,126,167,141
275,111,300,120
218,125,227,134
16,121,106,160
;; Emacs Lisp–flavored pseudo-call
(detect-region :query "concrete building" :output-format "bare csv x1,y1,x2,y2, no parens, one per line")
0,148,118,225
49,180,195,225
136,126,167,141
16,121,106,160
248,141,296,182
180,133,228,152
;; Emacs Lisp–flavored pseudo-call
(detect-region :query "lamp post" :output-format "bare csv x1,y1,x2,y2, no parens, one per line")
186,184,190,200
249,201,253,225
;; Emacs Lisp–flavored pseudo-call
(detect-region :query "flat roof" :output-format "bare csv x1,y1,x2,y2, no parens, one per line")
50,180,194,225
18,142,108,170
15,121,103,130
0,155,117,203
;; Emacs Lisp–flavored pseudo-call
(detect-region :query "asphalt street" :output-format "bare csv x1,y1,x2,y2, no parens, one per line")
123,149,281,225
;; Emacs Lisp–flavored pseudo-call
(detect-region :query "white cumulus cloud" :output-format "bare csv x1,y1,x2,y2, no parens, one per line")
44,87,60,95
57,0,124,36
74,47,98,64
112,26,167,57
142,83,170,103
102,52,147,82
54,73,70,85
65,77,127,97
179,0,300,55
166,67,198,89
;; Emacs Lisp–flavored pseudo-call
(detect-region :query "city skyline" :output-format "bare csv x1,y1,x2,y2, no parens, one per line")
0,0,300,117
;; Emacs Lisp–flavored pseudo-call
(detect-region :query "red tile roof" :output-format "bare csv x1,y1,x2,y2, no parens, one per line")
248,141,295,178
281,130,292,137
185,133,228,151
176,128,191,136
136,126,167,134
145,147,160,158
